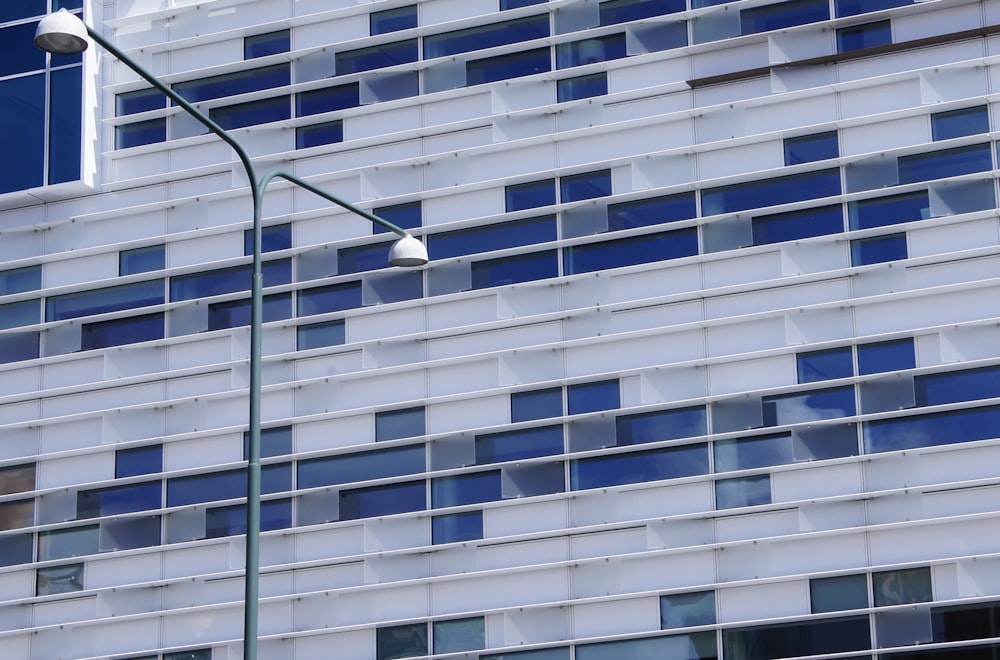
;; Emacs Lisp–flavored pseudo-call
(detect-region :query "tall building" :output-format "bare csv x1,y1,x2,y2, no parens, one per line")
3,0,1000,657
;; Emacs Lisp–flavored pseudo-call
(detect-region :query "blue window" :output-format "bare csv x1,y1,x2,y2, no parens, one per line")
570,443,710,490
578,634,716,660
0,533,32,568
0,265,41,295
299,445,424,489
2,2,47,21
661,591,716,629
168,469,244,507
435,617,486,654
617,406,707,445
506,180,556,212
116,445,162,478
512,388,563,422
432,471,502,507
811,575,868,613
702,169,841,215
752,205,844,245
170,259,291,301
561,170,612,202
932,105,990,141
373,201,422,234
433,511,483,544
0,332,39,364
0,300,39,331
429,216,556,260
466,47,551,85
207,293,292,330
173,64,291,103
740,0,829,35
797,347,853,383
296,121,344,149
858,338,914,375
47,280,165,322
501,0,548,8
873,567,932,606
864,405,1000,453
566,227,698,275
77,482,161,519
471,250,559,289
849,190,929,230
244,223,292,256
378,624,427,660
338,241,394,275
837,20,891,52
120,244,165,275
915,365,1000,408
48,66,83,186
81,312,164,350
336,39,418,75
116,119,166,149
600,0,685,25
836,0,912,17
715,433,795,472
376,407,426,441
557,72,608,102
371,5,417,35
762,386,856,426
296,83,359,117
0,74,44,193
568,380,620,414
261,463,293,494
784,131,839,165
207,499,291,538
607,192,696,231
722,616,871,657
116,88,165,115
3,21,46,76
897,143,993,184
715,474,771,509
851,233,907,266
244,426,294,460
244,30,290,59
297,281,362,316
297,319,346,350
475,425,564,464
556,34,628,69
209,96,291,130
424,15,549,59
340,480,425,520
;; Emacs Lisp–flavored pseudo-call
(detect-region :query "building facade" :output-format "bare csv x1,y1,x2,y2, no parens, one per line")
3,0,1000,657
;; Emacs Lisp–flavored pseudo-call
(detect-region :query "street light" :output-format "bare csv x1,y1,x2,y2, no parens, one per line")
36,10,428,660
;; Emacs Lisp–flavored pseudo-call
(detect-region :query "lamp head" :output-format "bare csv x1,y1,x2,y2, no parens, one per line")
388,234,429,267
35,9,89,55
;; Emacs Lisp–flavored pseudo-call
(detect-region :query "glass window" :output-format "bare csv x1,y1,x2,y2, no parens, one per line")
930,601,1000,643
336,39,419,75
751,205,844,246
561,170,612,203
0,499,34,531
1,22,46,77
811,574,869,613
297,281,363,316
338,241,394,275
39,525,98,560
209,95,291,130
784,131,839,165
836,0,912,17
296,83,359,117
858,338,914,375
434,617,485,653
471,250,559,289
371,5,417,35
373,201,422,234
167,469,245,507
714,433,794,472
568,380,620,415
501,0,548,8
425,15,549,59
116,118,167,149
37,564,84,597
120,245,165,275
244,29,290,59
0,463,35,496
244,223,292,256
377,623,428,660
0,332,39,364
432,470,502,507
207,292,292,330
339,480,425,520
170,259,290,301
874,567,933,607
715,474,771,509
0,265,42,295
0,533,33,568
578,632,717,659
722,616,871,658
932,105,990,141
77,482,161,519
81,312,164,350
296,120,344,149
116,88,165,116
600,0,685,25
849,190,929,230
466,47,551,85
915,365,1000,407
48,65,83,186
433,511,483,544
897,143,993,185
297,319,346,350
607,192,696,231
556,34,627,69
512,387,563,422
298,444,425,489
570,443,710,490
429,216,556,260
660,591,716,629
47,280,164,322
1,1,46,22
702,168,841,215
173,64,290,103
740,0,829,35
506,180,556,212
0,73,45,192
164,651,212,660
864,404,1000,453
206,499,291,538
557,72,608,102
851,233,907,266
376,407,426,441
116,445,162,478
475,425,563,464
244,426,294,459
564,227,698,275
0,299,39,330
762,386,856,426
616,406,707,445
797,347,853,383
837,20,891,52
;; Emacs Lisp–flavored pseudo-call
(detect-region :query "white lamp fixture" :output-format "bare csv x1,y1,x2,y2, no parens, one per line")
388,234,430,267
34,9,90,55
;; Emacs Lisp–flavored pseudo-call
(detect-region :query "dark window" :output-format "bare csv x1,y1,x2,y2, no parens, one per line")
167,469,245,507
207,292,292,330
874,567,933,607
797,347,853,383
811,574,869,613
244,426,294,459
164,650,212,660
371,5,417,35
116,119,166,149
47,280,165,322
338,241,394,275
512,388,563,422
336,39,419,75
432,470,502,507
206,499,291,538
858,338,915,375
556,33,627,69
297,320,346,350
339,480,425,520
702,169,841,215
296,83,359,117
120,244,165,275
616,406,707,445
377,623,428,660
931,105,990,141
475,425,564,464
851,233,907,266
500,0,548,8
568,380,620,415
0,265,42,295
244,223,292,256
578,632,717,658
784,131,839,165
864,404,1000,453
466,47,551,85
296,120,344,149
600,0,685,25
1,22,46,77
931,601,1000,643
434,617,486,653
836,0,912,17
244,30,290,59
752,205,844,245
471,250,559,289
561,170,612,202
36,564,84,597
740,0,829,35
373,201,422,234
209,96,291,130
116,88,165,115
298,444,425,489
837,20,891,52
0,300,39,330
849,190,929,230
722,615,871,658
607,192,697,231
0,332,40,364
897,143,993,184
116,445,163,478
557,72,608,102
173,64,290,103
570,443,710,490
424,15,549,59
81,312,164,350
433,511,483,544
297,281,363,316
0,499,33,532
564,227,698,275
170,259,291,301
0,533,32,568
77,482,161,518
429,216,556,260
660,591,716,629
915,365,1000,407
506,180,557,212
0,463,35,496
376,407,426,441
1,2,47,22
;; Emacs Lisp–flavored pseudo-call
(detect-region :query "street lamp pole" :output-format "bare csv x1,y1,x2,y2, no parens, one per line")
35,11,428,660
